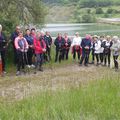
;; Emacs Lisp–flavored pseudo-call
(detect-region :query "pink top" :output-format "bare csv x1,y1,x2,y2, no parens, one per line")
14,36,29,50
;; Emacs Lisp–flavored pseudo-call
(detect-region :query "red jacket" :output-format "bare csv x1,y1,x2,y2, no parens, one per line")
34,39,46,54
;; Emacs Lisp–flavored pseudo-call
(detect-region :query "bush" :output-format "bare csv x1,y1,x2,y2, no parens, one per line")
106,8,114,14
96,7,104,14
82,14,96,23
103,13,110,18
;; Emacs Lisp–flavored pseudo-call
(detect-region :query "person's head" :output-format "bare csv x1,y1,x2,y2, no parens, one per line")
112,36,119,43
93,35,98,41
64,33,68,38
25,29,30,35
18,31,23,38
46,31,50,36
16,26,21,33
85,34,91,40
0,24,2,32
106,35,111,41
41,31,45,37
36,31,41,40
100,35,104,41
58,33,62,38
31,28,36,35
75,32,79,37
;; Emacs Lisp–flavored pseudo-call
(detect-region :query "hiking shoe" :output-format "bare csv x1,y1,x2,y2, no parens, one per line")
16,71,21,76
27,65,31,68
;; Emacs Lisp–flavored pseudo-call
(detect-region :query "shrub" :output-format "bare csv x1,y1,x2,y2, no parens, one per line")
82,14,96,23
96,7,104,14
107,8,114,14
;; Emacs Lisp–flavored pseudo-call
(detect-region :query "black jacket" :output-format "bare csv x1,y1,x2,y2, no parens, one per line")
0,32,7,51
54,37,65,50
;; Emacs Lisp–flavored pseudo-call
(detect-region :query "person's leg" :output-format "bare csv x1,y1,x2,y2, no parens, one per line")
85,52,89,66
59,50,63,63
66,49,69,60
16,51,22,75
104,54,107,66
114,56,119,70
55,49,59,62
108,53,111,67
80,50,85,65
100,53,103,64
77,49,80,60
47,47,51,61
95,53,99,65
73,47,76,60
92,50,95,64
62,48,65,60
28,48,33,65
1,51,6,72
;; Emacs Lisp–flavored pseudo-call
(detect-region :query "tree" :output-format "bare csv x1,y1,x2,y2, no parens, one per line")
0,0,47,33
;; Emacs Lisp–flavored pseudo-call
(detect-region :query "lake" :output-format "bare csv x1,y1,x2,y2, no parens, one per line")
42,23,120,37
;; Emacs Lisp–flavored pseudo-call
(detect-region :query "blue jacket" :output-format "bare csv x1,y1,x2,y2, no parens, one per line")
81,38,91,51
24,35,33,45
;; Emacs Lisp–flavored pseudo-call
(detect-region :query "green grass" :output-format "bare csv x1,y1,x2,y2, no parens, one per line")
0,77,120,120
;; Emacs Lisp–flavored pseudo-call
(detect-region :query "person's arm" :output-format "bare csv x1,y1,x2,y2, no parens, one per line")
14,37,20,50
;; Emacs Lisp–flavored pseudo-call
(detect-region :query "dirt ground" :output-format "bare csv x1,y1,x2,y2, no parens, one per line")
0,64,118,102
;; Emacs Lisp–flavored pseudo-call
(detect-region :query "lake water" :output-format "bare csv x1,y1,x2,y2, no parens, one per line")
42,23,120,37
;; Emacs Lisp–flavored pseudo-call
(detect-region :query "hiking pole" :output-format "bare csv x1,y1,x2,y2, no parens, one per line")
24,50,30,74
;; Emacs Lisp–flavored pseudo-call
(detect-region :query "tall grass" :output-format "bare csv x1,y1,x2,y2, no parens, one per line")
0,77,120,120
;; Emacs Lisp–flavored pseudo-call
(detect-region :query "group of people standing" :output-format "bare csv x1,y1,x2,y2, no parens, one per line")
0,24,120,76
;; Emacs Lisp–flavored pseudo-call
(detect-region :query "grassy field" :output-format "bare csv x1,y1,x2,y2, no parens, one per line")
0,56,120,120
0,72,120,120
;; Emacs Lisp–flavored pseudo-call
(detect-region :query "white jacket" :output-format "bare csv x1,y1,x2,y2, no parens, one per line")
94,40,101,54
111,40,120,56
71,36,82,47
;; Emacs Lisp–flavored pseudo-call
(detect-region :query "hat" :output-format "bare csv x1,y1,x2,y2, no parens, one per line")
106,35,111,38
75,32,79,35
93,35,98,38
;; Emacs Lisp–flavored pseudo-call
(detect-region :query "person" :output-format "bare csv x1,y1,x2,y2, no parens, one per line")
40,31,47,62
71,32,82,61
34,32,46,73
24,29,34,67
99,36,105,65
44,31,52,61
102,35,113,67
90,36,95,64
111,36,120,71
11,26,20,65
31,28,37,39
0,24,7,73
79,34,91,66
14,31,29,76
62,33,71,60
94,35,101,66
54,33,65,63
